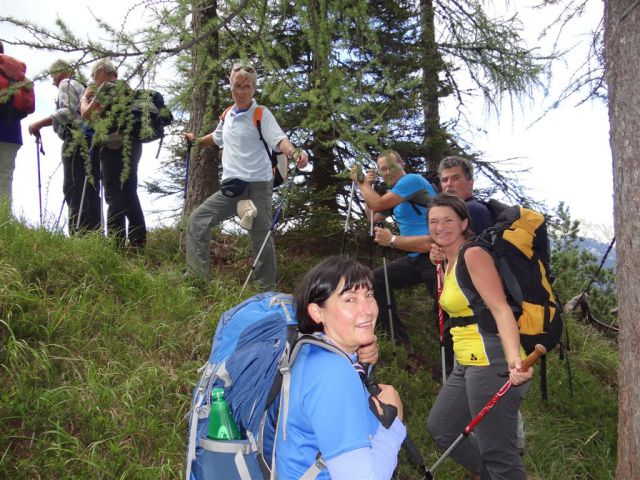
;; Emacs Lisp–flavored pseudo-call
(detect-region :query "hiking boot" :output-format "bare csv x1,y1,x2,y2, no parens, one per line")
128,237,146,250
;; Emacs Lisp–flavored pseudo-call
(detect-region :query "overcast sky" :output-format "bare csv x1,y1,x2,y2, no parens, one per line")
1,0,614,240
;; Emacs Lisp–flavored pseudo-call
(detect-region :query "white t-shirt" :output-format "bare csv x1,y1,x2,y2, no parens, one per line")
212,100,287,182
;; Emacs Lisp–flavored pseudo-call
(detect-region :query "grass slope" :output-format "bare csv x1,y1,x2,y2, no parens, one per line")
0,210,618,479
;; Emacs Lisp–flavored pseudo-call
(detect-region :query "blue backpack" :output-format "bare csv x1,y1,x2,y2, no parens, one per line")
185,292,345,480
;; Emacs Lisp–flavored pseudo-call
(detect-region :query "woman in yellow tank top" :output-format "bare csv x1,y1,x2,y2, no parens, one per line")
426,193,532,480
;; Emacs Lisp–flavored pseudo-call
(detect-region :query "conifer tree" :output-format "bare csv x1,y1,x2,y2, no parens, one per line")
2,0,550,219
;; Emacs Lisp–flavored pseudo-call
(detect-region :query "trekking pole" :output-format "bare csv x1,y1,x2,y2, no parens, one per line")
183,139,192,215
561,306,574,398
381,244,396,355
99,179,106,236
55,197,65,230
179,139,192,249
35,136,45,226
241,170,297,293
361,364,431,477
436,262,446,385
368,210,374,268
75,175,89,232
424,344,547,479
339,180,356,255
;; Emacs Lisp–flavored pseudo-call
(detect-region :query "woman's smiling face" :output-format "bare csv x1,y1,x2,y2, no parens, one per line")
308,278,378,354
428,205,468,248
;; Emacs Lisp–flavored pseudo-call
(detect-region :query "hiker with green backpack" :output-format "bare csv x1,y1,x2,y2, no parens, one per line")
275,256,406,479
426,193,534,480
81,59,147,249
184,62,307,289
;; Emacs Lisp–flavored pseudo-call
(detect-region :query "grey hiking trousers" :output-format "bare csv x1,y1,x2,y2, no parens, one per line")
427,360,529,480
186,180,276,289
0,141,20,207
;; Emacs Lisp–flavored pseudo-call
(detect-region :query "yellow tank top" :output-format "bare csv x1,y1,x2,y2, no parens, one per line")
440,257,498,366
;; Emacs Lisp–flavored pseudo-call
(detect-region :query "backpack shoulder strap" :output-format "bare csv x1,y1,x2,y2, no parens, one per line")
444,241,496,330
252,105,278,167
279,335,352,441
253,105,266,143
219,105,234,122
274,335,351,479
253,105,264,127
405,186,432,217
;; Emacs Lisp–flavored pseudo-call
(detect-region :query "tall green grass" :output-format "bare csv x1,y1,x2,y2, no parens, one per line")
0,207,617,479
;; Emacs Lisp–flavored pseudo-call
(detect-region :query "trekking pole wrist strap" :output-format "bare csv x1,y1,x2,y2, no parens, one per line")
288,148,301,160
366,381,398,428
368,397,398,429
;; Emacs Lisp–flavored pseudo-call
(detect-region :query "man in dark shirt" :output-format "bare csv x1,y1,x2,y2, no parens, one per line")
438,156,492,235
374,156,492,254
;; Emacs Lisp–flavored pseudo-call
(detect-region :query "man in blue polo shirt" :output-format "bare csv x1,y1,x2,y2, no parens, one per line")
352,150,436,348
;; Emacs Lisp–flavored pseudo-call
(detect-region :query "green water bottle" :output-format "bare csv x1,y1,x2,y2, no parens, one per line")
207,387,242,440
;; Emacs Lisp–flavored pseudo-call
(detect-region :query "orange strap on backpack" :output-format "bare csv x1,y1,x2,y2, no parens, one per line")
219,105,264,126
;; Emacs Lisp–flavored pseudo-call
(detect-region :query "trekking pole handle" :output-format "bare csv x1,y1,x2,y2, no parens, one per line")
359,363,398,428
436,262,444,342
521,344,547,371
36,135,45,155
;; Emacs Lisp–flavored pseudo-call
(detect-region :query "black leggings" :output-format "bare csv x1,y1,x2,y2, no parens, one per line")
99,139,146,247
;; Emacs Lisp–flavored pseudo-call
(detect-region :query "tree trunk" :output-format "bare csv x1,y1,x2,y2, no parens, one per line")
604,0,640,477
419,0,446,172
306,0,338,212
186,0,222,214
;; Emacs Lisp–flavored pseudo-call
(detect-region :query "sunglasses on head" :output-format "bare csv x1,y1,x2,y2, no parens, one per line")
232,64,256,73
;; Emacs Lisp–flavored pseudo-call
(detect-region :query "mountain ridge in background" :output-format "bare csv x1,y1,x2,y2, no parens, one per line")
578,220,616,270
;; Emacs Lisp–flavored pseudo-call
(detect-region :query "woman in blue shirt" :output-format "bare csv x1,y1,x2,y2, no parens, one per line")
275,256,406,479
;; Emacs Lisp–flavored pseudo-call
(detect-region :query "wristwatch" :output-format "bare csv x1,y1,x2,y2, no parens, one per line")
389,235,397,249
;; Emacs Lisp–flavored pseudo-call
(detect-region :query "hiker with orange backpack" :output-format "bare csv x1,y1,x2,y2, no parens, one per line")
184,62,307,289
426,193,533,480
0,41,35,207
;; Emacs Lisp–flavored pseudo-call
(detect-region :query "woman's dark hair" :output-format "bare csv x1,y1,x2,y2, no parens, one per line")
295,256,374,334
429,192,473,238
